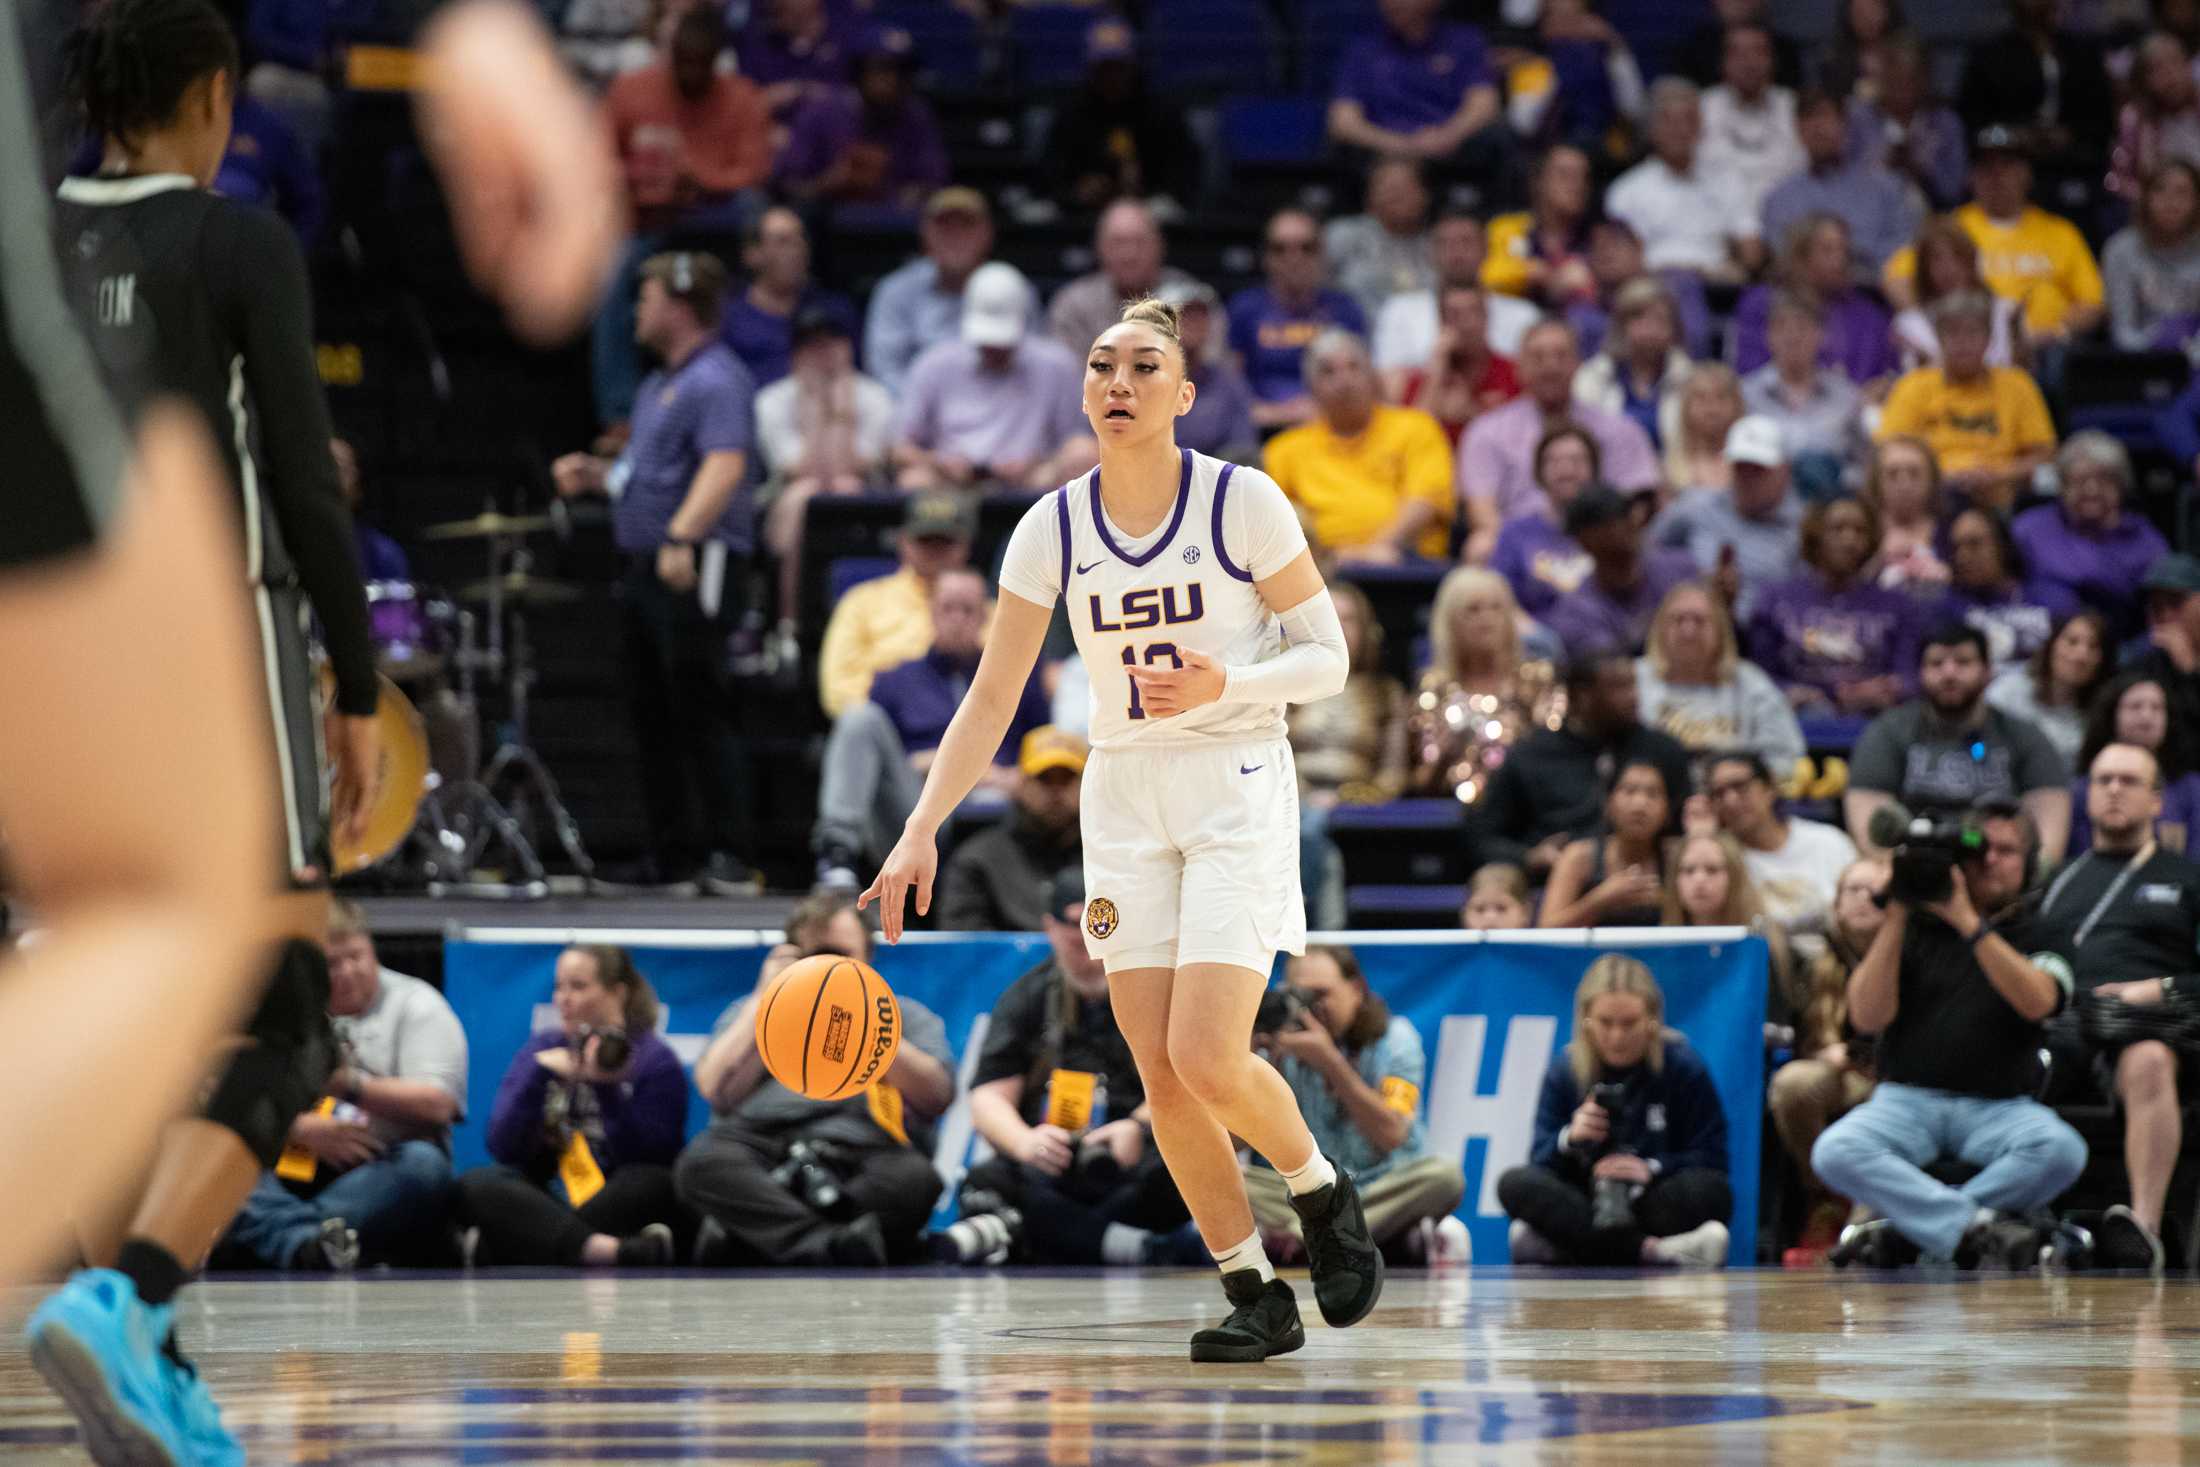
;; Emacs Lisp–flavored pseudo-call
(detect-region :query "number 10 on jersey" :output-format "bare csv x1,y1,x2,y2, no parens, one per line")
1122,643,1182,719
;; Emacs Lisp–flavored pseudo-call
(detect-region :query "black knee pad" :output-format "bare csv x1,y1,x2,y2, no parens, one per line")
204,939,338,1168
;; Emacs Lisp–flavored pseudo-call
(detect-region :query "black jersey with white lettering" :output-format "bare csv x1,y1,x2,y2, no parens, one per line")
49,176,376,715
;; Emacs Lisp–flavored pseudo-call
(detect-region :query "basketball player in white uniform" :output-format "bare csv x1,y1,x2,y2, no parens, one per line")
863,298,1383,1361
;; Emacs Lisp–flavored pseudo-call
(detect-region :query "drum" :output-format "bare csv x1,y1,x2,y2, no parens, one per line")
319,669,432,877
365,581,455,682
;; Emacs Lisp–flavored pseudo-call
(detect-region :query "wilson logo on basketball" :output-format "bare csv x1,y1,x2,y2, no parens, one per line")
1085,897,1119,939
849,995,899,1088
821,1005,853,1063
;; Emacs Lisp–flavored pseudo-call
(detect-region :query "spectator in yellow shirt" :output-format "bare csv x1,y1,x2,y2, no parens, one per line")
1875,290,2055,511
1882,130,2105,343
1264,330,1455,563
816,491,976,717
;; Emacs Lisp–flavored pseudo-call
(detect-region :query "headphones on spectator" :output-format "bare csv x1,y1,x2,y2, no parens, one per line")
672,252,694,294
1973,795,2040,891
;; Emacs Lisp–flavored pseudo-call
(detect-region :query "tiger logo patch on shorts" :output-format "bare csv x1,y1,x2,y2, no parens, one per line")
1085,897,1120,939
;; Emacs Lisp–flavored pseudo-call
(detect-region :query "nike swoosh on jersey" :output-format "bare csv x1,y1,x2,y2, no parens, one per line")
1239,764,1262,774
1076,559,1106,574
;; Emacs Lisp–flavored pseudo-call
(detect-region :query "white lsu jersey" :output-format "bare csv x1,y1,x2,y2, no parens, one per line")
998,449,1310,750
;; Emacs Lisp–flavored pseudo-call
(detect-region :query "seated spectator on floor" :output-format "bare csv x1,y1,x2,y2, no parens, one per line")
1232,209,1370,431
2011,433,2171,647
1769,856,1889,1266
1500,955,1734,1265
2103,161,2200,350
1469,651,1692,880
1700,23,1805,231
1747,495,1920,718
1458,319,1661,564
1876,292,2054,515
1606,77,1761,284
817,491,974,718
2109,33,2200,206
893,262,1095,493
1933,504,2075,671
1394,284,1520,447
1740,291,1863,494
2066,673,2200,858
1546,486,1700,659
1882,133,2105,352
1573,279,1692,452
1889,217,2023,372
1539,758,1675,928
1326,157,1435,324
1845,624,2071,860
2037,741,2200,1270
682,893,956,1267
1706,751,1860,938
1762,90,1919,277
1651,414,1807,619
721,207,856,387
1249,946,1468,1264
1048,200,1199,360
1569,217,1717,361
1985,611,2110,770
1810,799,2086,1269
1638,583,1807,769
1662,364,1746,497
221,902,465,1272
756,308,895,636
458,946,690,1268
1492,426,1602,618
1844,33,1966,211
865,188,1033,396
1157,280,1258,463
1292,582,1410,808
1265,331,1453,565
1864,437,1949,598
947,869,1204,1267
938,728,1086,933
813,566,1050,884
1463,863,1533,929
1483,144,1599,314
1732,214,1898,386
773,27,947,213
1409,568,1566,803
1327,0,1504,183
737,0,858,119
1377,208,1541,386
1040,19,1201,213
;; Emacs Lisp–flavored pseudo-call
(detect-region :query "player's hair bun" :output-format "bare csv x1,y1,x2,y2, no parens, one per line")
1117,296,1183,338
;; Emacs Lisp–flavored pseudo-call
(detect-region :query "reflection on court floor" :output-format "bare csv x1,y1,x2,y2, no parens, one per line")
0,1269,2191,1464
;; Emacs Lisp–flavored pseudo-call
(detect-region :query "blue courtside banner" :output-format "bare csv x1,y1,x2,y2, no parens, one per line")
442,928,1766,1265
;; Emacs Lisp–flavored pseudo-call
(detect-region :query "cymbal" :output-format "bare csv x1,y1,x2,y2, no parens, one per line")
422,511,553,541
457,572,585,605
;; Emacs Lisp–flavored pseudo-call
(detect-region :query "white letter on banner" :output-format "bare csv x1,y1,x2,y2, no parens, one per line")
929,1014,993,1218
1426,1014,1558,1216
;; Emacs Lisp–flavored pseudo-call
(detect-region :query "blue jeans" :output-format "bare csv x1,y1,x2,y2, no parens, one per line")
1811,1081,2086,1259
225,1139,455,1268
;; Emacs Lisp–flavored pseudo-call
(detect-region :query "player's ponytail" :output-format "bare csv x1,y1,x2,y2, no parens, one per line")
1115,295,1187,368
65,0,238,148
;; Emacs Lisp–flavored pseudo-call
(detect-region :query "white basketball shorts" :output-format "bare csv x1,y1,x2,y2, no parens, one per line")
1077,734,1307,975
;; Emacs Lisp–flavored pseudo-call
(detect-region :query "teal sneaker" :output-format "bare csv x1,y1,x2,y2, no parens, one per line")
25,1268,190,1466
162,1355,245,1467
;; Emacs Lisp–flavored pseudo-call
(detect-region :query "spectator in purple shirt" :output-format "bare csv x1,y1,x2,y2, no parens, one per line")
719,205,855,385
1329,0,1503,181
1545,485,1701,657
1569,217,1717,361
1933,503,2079,670
813,567,1052,874
1227,208,1369,427
1748,495,1920,715
774,28,947,214
455,945,690,1268
1159,280,1258,464
1762,89,1920,276
1493,424,1601,616
737,0,861,118
2012,433,2172,644
1731,214,1897,385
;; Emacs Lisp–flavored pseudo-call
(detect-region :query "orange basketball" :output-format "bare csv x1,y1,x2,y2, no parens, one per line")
753,954,903,1101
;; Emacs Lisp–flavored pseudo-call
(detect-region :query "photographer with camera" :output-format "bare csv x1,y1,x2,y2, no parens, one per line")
1811,799,2087,1268
945,870,1207,1266
1243,946,1469,1264
2036,741,2200,1273
680,892,956,1266
456,945,692,1267
1497,955,1733,1266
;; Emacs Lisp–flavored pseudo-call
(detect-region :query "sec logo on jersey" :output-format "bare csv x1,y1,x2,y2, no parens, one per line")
1085,897,1120,939
1182,545,1201,564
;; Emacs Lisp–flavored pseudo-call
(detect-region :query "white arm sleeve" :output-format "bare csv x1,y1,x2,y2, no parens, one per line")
1219,587,1348,706
995,490,1065,608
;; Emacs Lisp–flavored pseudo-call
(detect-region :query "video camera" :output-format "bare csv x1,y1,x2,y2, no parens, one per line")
1865,801,1985,907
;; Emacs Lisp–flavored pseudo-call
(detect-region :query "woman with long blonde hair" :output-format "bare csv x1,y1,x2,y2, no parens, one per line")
1635,579,1805,767
1408,566,1564,801
1664,363,1745,494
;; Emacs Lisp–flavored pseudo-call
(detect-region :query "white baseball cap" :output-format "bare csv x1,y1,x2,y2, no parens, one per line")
1724,414,1786,467
962,261,1030,348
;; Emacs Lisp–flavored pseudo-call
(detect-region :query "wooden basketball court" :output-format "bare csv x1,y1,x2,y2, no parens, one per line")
0,1267,2186,1463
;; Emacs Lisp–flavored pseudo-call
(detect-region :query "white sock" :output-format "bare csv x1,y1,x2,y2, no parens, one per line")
1278,1150,1337,1198
1100,1223,1149,1266
1213,1230,1275,1283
